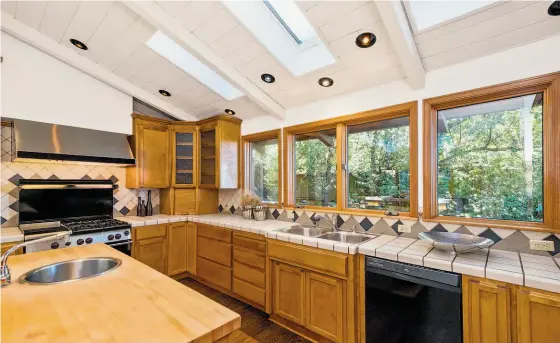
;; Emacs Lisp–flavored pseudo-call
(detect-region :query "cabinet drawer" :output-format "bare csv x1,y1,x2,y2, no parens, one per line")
233,261,265,289
233,246,265,270
233,232,266,253
268,240,348,277
198,224,232,243
198,257,232,291
134,224,167,241
198,236,232,267
233,277,265,307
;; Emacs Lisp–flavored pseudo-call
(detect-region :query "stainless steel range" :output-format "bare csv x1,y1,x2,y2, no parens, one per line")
18,179,132,255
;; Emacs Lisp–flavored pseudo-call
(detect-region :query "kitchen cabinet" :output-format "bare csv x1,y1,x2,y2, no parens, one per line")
0,241,24,255
196,224,232,291
126,115,170,189
198,116,241,189
170,124,197,188
463,275,515,343
186,222,197,275
232,231,266,309
518,286,560,343
268,240,356,343
272,261,306,325
132,224,167,274
167,222,187,276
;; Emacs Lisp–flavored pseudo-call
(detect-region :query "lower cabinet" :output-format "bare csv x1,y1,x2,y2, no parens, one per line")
463,275,514,343
272,262,306,325
0,241,24,255
305,271,344,342
518,287,560,343
463,275,560,343
167,222,188,276
134,236,167,274
196,224,233,291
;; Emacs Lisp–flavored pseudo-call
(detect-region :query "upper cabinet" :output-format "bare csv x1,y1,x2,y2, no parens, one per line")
126,116,170,189
170,124,197,188
198,116,241,189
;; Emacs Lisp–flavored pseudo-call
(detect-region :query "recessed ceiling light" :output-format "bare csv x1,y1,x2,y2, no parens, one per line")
318,77,333,88
225,109,236,115
355,32,376,48
159,90,171,97
70,39,88,51
549,1,560,16
261,74,276,83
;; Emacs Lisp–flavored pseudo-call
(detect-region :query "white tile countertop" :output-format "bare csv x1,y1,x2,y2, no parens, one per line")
0,226,24,243
358,235,560,294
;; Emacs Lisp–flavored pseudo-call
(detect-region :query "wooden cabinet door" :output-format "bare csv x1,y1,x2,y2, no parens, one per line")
272,262,305,325
186,222,197,275
463,276,512,343
305,272,345,343
171,126,197,188
134,237,167,274
518,287,560,343
139,122,169,188
167,222,187,276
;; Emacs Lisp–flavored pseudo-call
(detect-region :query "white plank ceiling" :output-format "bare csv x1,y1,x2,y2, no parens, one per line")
1,1,559,120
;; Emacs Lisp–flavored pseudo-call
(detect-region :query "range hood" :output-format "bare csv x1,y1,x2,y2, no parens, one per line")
8,119,135,165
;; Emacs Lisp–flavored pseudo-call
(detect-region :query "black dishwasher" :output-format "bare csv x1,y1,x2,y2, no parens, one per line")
365,256,462,343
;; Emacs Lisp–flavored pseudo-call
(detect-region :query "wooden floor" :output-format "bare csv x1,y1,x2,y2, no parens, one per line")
180,278,311,343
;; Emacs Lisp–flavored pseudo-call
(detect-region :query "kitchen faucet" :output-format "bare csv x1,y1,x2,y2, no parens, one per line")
310,214,338,232
0,231,71,287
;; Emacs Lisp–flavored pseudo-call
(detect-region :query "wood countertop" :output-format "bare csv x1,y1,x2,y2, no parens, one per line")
1,244,240,343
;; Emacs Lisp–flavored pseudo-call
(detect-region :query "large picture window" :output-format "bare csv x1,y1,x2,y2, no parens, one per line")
424,73,559,231
242,130,281,205
347,117,410,213
437,94,543,222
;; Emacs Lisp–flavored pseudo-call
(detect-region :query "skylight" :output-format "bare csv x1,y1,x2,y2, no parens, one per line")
263,0,318,44
405,1,500,32
146,31,243,101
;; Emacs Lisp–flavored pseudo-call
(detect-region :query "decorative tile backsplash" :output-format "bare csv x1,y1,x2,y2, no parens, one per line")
1,161,159,226
218,189,560,257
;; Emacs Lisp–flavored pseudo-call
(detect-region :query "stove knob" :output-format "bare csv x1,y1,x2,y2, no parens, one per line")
65,241,71,246
77,239,84,245
51,242,59,249
108,235,115,241
85,238,93,244
115,234,122,240
124,231,130,236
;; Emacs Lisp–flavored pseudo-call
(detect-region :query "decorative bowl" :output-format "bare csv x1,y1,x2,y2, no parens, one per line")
418,231,494,253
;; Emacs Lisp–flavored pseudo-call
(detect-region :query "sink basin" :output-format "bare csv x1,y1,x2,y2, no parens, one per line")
19,257,121,285
316,232,374,244
277,225,330,237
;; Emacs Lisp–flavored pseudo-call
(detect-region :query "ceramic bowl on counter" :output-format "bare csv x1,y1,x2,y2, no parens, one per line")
418,231,494,253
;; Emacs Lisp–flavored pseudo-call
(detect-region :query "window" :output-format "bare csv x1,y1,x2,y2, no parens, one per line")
438,94,543,222
295,129,337,207
347,117,410,212
424,73,559,231
243,130,282,205
283,102,418,214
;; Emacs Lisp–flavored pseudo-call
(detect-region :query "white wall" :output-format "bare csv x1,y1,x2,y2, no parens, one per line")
0,32,133,134
241,34,560,209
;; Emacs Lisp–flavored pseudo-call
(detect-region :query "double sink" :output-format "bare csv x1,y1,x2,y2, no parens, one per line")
276,225,375,244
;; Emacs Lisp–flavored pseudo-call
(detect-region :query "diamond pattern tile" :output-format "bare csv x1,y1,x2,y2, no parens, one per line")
360,217,374,231
218,204,224,213
230,205,235,214
272,209,280,219
544,235,560,256
479,229,502,246
430,224,448,232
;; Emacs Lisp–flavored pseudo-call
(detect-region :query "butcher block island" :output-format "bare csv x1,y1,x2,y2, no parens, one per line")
1,244,240,343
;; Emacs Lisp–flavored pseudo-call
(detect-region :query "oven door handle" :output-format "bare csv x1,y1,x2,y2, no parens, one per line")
107,241,132,247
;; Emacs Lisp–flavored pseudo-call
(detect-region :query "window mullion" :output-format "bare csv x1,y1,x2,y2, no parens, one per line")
336,123,347,212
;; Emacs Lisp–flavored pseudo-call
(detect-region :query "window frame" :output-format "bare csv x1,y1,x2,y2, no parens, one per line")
283,101,418,218
423,72,560,232
242,129,282,207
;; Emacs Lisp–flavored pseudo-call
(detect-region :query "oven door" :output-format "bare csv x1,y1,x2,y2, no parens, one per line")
106,240,132,256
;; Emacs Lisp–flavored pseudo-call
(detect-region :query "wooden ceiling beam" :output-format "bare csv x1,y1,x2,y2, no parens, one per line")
374,2,426,90
122,1,285,120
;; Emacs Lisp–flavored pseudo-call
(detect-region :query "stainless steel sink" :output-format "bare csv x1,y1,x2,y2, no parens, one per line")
316,232,374,244
276,225,330,237
19,257,121,285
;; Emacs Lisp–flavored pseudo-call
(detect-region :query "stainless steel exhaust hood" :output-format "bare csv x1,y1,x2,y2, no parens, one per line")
8,119,135,165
